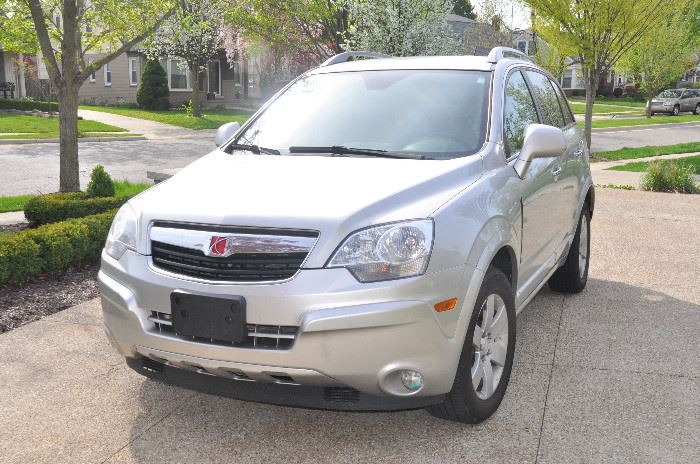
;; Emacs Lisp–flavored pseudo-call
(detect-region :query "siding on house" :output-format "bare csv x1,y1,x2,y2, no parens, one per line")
79,52,143,104
78,49,259,108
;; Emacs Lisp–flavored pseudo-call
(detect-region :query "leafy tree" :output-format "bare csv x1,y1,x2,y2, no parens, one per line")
137,60,170,110
147,0,224,117
0,0,176,192
526,0,686,149
451,0,476,19
618,13,700,118
226,0,351,63
346,0,462,56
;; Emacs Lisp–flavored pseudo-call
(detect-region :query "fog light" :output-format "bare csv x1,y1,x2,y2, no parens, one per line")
400,370,424,392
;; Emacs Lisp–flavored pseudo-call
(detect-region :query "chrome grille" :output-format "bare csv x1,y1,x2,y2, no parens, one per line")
149,311,298,350
149,224,318,282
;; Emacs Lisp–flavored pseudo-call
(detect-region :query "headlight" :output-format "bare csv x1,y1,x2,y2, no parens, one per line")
105,204,137,260
327,219,433,282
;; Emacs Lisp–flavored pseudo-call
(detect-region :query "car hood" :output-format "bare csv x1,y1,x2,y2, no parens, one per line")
131,149,483,266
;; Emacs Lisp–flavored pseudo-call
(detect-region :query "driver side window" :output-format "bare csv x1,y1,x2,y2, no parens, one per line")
504,70,539,158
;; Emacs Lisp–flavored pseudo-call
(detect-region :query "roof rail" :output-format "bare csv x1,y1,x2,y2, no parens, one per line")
487,47,533,64
321,51,391,67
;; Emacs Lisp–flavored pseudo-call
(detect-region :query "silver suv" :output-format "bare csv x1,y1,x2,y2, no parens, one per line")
99,47,593,423
651,88,700,116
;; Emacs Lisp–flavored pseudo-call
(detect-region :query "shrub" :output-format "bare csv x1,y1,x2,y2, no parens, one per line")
613,87,623,98
640,160,699,194
24,192,128,225
0,98,55,112
86,165,115,197
0,210,116,286
137,60,170,110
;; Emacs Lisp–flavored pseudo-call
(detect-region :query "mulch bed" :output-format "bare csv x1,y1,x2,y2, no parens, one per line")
0,223,29,233
0,263,100,334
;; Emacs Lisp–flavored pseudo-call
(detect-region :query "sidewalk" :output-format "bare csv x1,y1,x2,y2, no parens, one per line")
0,211,26,226
78,109,216,141
591,151,700,186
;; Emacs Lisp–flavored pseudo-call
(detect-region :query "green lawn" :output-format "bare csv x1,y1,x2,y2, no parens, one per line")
592,142,700,160
589,114,700,129
608,155,700,174
569,97,648,108
0,194,35,213
569,101,644,115
0,179,151,213
81,105,252,130
0,113,127,139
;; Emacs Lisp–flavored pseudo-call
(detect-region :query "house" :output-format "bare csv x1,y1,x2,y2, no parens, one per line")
0,49,28,99
77,48,260,108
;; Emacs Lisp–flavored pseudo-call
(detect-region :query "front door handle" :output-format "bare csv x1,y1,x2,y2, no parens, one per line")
551,166,562,177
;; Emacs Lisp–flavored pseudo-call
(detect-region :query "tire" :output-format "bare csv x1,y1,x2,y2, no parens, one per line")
672,105,680,116
694,104,700,116
427,267,516,424
548,203,591,293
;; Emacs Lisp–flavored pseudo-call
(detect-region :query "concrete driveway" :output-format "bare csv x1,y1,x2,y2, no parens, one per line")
1,189,699,463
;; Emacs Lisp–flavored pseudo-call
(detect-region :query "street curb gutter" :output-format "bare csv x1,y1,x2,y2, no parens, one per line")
0,136,146,145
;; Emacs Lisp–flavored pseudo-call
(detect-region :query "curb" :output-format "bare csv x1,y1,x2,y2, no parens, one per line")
0,136,146,145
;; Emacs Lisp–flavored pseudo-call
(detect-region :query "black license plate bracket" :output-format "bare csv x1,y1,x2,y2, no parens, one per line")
171,292,246,343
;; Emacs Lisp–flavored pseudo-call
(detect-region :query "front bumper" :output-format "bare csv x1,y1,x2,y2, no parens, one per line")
99,250,482,409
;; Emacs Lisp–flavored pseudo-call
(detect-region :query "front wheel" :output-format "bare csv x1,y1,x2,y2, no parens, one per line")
427,267,516,424
694,104,700,116
548,204,591,293
672,105,680,116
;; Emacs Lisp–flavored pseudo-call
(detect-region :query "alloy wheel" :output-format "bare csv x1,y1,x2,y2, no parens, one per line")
471,294,509,400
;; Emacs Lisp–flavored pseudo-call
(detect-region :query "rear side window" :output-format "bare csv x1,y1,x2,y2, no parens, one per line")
550,79,575,126
504,70,539,157
525,70,565,128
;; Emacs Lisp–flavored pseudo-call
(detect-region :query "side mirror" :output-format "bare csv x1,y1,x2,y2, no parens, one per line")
513,124,566,178
214,122,241,146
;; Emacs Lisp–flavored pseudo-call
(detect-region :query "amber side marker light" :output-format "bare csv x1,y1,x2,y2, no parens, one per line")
434,298,458,312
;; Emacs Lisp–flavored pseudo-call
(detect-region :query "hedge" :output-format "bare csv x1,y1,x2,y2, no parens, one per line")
0,98,56,112
24,192,129,225
0,210,116,286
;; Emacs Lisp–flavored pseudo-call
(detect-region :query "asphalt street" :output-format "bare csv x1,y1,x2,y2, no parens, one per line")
0,139,215,196
1,188,699,463
590,121,700,152
1,121,700,195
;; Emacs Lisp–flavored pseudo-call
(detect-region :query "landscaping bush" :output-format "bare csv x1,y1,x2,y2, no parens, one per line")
137,60,170,110
24,192,128,225
0,210,115,286
86,164,115,197
0,98,55,112
640,160,699,194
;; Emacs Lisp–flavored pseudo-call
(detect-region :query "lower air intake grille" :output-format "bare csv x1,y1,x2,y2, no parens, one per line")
324,387,361,403
149,311,297,350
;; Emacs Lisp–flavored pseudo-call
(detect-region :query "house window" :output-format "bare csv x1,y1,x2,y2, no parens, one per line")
129,58,139,86
89,70,96,82
208,60,221,96
517,40,528,55
104,63,111,86
168,59,191,90
562,70,573,89
55,15,61,30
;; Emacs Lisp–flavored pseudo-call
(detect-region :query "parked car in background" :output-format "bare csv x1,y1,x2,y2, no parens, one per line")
99,47,594,424
650,88,700,116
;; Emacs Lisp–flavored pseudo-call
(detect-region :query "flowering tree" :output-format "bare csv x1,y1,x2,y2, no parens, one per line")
345,0,462,56
147,0,224,117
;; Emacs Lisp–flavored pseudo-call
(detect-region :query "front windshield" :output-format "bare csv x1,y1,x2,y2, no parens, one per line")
657,89,682,98
234,69,491,159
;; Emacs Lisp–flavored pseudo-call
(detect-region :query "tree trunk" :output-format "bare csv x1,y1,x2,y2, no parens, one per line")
58,82,81,192
190,65,201,117
583,68,598,150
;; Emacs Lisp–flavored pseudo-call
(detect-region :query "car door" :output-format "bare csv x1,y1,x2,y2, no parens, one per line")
523,70,578,255
503,69,561,297
680,90,692,112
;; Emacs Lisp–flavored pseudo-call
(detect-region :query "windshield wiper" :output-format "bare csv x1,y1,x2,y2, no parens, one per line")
228,143,281,156
288,145,426,159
